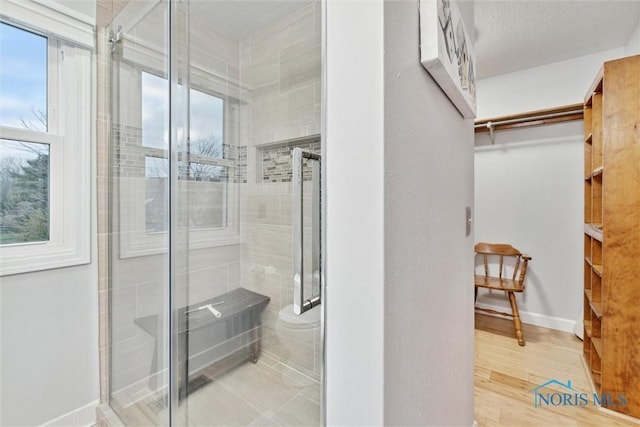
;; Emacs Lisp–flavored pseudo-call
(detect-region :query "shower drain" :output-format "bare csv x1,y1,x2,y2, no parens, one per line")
147,374,213,413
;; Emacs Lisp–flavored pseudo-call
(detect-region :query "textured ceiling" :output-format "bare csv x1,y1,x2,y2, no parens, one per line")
189,0,312,41
475,0,640,78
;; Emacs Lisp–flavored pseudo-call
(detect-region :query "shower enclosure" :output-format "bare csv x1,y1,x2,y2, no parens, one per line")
105,0,323,425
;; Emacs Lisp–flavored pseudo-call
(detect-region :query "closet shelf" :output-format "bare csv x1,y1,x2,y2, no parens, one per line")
584,67,604,105
592,372,602,387
584,289,603,319
585,257,603,276
584,320,592,338
584,223,603,242
592,337,603,357
585,166,604,180
584,56,639,416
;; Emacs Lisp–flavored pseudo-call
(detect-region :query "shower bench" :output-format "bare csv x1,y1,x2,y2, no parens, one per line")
135,287,270,398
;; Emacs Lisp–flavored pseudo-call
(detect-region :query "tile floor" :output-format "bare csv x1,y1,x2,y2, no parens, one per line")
113,352,321,427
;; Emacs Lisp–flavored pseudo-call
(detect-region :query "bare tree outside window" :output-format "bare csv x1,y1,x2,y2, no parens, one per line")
0,139,50,244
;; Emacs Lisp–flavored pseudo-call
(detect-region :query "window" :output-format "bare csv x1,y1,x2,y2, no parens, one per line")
119,70,237,257
141,72,229,233
190,86,224,159
0,23,51,246
139,71,228,233
0,22,47,131
0,139,50,244
144,156,168,233
186,84,229,232
0,10,92,275
185,85,228,231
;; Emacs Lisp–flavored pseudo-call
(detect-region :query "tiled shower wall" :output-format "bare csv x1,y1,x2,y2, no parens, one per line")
238,2,321,148
238,0,322,380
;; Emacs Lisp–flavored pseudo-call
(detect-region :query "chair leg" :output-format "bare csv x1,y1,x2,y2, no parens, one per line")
474,286,478,303
507,292,525,346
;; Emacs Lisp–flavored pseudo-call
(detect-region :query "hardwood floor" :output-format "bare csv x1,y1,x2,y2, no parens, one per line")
475,314,640,427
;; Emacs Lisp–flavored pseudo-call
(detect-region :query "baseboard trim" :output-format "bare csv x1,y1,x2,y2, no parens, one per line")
40,399,99,427
475,302,576,333
96,403,126,427
597,407,640,424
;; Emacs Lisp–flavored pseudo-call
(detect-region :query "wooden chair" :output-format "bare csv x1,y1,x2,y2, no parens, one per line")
474,243,531,346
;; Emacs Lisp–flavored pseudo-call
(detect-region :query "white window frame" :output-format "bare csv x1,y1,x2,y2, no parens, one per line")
0,3,92,276
118,78,240,259
119,157,240,258
114,36,241,258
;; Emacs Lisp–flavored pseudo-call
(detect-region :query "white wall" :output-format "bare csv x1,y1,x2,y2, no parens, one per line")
325,0,385,424
625,20,640,55
476,48,624,118
474,49,631,331
326,0,475,425
383,1,475,425
475,123,583,331
1,263,99,426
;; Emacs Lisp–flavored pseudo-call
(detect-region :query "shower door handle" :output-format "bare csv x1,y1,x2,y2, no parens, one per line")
293,147,322,315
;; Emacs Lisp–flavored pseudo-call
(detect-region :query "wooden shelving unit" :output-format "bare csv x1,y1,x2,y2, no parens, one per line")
583,55,640,419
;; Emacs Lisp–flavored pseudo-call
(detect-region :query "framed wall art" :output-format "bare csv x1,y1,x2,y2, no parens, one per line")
420,0,476,118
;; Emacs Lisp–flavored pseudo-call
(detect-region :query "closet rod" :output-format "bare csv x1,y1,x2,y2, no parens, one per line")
475,103,584,133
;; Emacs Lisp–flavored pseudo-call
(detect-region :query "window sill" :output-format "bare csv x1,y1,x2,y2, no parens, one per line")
119,232,241,259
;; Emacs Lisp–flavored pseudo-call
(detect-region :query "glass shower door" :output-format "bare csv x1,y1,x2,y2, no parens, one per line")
108,0,323,425
108,1,173,426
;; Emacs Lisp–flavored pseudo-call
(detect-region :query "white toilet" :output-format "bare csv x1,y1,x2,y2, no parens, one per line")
275,303,321,385
278,303,321,330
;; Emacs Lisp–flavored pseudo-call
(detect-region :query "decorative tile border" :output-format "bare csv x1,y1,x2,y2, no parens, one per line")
111,124,247,183
259,137,321,183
